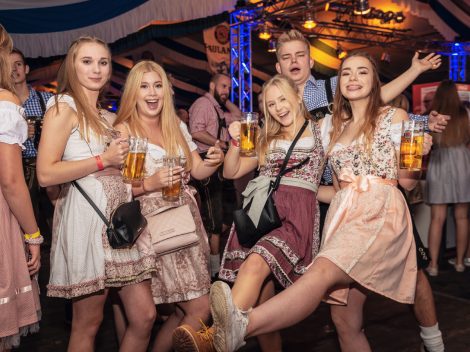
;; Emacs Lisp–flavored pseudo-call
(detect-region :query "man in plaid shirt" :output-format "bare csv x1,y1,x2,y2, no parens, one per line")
10,48,55,232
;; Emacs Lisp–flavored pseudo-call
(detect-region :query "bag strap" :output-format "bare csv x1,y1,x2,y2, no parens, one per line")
271,120,309,191
72,181,110,227
204,96,226,140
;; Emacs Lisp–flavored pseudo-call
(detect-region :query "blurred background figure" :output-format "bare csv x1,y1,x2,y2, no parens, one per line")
425,80,470,276
176,107,189,126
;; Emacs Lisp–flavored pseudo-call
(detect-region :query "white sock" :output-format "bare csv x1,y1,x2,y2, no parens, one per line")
420,323,444,352
210,254,221,277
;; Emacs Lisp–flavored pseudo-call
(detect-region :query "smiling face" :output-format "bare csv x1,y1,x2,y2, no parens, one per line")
265,83,301,133
339,55,374,102
136,70,164,119
275,40,313,88
73,42,111,92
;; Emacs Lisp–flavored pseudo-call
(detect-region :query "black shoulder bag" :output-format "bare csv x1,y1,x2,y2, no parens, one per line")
234,120,310,248
72,181,147,249
309,77,334,122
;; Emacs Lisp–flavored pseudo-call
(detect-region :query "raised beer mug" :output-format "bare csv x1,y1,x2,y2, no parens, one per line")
162,156,182,202
240,112,258,157
122,137,148,183
400,121,424,171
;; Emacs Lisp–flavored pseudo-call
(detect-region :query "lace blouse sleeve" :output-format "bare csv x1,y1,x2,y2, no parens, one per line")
390,122,402,150
45,94,77,113
0,103,28,149
180,122,197,152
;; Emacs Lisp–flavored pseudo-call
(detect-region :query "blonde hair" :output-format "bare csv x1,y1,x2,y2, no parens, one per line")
114,60,192,168
0,25,14,92
431,80,470,147
329,52,383,153
56,36,111,141
257,74,310,165
276,29,310,60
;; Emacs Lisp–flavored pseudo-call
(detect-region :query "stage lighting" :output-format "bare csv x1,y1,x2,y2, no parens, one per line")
259,23,272,40
354,0,370,15
303,12,317,29
395,11,405,23
337,46,347,59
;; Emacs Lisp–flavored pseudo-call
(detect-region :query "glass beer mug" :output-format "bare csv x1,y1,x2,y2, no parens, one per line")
400,121,424,171
162,156,182,202
240,112,258,157
122,137,148,183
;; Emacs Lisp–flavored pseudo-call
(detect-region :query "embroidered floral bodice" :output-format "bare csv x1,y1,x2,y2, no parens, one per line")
259,121,325,186
329,107,398,180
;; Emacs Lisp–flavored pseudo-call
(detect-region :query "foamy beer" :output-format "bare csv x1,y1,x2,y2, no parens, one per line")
400,121,424,171
240,112,258,156
162,156,182,202
122,137,148,183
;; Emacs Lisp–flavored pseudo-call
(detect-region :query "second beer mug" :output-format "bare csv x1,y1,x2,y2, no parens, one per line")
400,121,424,171
240,112,258,157
162,156,182,202
122,137,148,183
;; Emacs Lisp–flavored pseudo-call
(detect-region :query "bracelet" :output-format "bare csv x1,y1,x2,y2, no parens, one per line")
231,138,240,148
24,229,41,240
95,155,104,171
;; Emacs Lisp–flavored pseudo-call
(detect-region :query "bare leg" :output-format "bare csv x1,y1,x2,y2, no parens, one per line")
256,279,282,352
330,286,371,352
454,203,469,267
232,253,272,310
427,204,447,270
111,297,127,345
152,306,185,352
413,270,437,327
68,290,108,352
118,280,156,352
246,258,353,337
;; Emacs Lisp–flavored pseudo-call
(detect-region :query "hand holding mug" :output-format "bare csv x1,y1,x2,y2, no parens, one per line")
228,121,241,141
422,133,433,156
144,166,184,192
102,137,129,167
205,141,224,166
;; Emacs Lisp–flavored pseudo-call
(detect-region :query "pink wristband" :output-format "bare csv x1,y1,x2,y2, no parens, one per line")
95,155,104,171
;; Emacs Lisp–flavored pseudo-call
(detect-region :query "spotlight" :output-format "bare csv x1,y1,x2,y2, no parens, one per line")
354,0,370,15
382,10,395,23
337,46,347,59
258,23,272,40
395,11,405,23
303,12,317,29
268,38,276,52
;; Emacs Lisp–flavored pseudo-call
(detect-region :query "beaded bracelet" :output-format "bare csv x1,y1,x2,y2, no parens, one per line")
24,230,44,245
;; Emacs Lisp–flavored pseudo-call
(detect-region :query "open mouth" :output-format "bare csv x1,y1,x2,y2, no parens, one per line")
146,100,159,109
289,66,301,74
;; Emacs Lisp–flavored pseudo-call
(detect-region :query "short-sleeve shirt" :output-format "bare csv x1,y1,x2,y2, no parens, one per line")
189,92,231,153
0,101,28,148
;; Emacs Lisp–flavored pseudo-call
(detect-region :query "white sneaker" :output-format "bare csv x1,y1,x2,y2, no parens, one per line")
447,257,470,267
210,281,248,352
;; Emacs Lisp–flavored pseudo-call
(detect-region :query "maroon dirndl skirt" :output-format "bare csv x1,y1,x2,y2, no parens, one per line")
219,184,320,288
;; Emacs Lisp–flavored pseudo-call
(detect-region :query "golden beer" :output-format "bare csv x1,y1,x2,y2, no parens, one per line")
123,152,146,182
400,135,423,171
240,122,258,156
163,181,181,201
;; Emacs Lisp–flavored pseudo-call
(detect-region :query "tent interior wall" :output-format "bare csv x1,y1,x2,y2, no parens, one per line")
2,0,469,112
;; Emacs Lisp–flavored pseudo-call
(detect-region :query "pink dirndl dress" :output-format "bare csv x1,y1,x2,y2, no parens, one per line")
317,107,417,305
220,121,325,288
0,101,41,350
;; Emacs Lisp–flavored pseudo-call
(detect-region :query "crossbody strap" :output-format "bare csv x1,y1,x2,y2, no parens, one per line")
271,119,309,191
72,181,110,227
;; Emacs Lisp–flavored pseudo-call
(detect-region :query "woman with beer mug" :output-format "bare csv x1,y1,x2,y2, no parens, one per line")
114,60,224,352
187,53,435,352
37,37,157,351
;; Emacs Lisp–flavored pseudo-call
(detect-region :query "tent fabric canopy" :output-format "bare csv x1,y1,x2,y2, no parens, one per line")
0,0,237,58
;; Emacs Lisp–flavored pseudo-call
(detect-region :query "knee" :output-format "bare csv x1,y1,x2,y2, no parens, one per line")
331,310,361,337
129,305,157,332
73,310,104,335
239,254,269,278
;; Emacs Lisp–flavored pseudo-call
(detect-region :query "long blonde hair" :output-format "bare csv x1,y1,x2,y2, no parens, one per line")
56,36,111,140
114,60,192,168
431,80,470,147
329,52,383,153
257,74,310,165
0,25,14,92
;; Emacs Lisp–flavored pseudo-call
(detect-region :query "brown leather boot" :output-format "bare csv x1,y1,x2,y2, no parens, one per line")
173,323,216,352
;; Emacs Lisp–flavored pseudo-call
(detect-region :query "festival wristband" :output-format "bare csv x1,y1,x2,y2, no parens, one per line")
95,155,105,171
231,138,240,148
24,229,40,240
